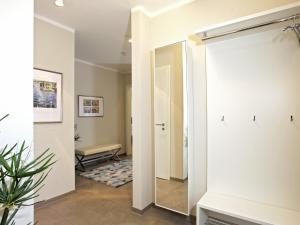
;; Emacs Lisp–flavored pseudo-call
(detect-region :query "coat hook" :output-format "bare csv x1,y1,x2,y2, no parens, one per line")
291,115,294,122
253,115,256,122
221,116,225,122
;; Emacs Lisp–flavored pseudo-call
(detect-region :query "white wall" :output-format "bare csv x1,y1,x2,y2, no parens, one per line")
206,27,300,211
75,61,126,152
34,18,75,201
187,43,207,215
131,10,153,210
0,0,33,223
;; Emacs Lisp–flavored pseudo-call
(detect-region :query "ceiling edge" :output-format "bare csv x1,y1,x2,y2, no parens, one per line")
131,0,196,18
150,0,196,17
131,6,151,17
34,14,75,33
75,58,131,74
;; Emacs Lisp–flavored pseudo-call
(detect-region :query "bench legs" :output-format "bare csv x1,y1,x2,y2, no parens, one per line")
75,148,122,171
75,154,86,172
111,148,121,161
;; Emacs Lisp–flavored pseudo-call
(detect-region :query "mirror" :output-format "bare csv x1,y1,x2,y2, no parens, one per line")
154,41,188,215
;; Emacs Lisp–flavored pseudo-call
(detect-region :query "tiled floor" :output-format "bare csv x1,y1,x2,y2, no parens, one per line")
35,163,195,225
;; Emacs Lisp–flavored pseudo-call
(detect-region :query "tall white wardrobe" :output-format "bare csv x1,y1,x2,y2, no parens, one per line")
194,3,300,225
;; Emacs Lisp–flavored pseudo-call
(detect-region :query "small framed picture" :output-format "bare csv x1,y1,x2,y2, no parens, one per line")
78,95,104,117
33,68,63,123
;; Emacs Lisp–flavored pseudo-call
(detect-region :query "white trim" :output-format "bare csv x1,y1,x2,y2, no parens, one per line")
75,58,120,73
131,0,196,18
152,38,187,51
34,14,75,33
195,1,300,34
131,6,151,17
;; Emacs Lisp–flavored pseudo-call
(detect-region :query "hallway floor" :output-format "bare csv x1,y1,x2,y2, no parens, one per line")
35,173,194,225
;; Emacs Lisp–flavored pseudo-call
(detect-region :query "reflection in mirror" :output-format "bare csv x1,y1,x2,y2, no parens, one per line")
154,41,188,215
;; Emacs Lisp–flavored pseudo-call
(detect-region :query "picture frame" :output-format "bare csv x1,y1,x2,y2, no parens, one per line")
33,68,63,123
78,95,104,117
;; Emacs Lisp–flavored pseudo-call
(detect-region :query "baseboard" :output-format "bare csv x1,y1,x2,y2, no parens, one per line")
34,190,76,209
170,177,188,183
132,203,154,215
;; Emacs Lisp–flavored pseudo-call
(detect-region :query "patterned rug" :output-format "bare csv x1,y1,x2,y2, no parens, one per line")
79,159,132,188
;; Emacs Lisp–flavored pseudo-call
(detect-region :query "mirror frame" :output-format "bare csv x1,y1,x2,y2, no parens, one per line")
153,40,189,216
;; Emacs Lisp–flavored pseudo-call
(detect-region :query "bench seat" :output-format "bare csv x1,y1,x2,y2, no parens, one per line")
76,144,122,156
75,144,122,171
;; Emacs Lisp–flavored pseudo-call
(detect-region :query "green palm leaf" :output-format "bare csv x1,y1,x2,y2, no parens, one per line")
0,115,55,225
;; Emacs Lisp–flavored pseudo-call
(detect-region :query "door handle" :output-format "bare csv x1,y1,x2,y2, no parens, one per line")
155,123,165,126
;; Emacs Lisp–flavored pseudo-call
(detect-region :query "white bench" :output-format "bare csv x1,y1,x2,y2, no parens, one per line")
75,144,122,171
197,192,300,225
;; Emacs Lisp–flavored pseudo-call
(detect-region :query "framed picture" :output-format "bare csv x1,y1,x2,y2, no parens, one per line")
33,68,63,123
78,95,104,117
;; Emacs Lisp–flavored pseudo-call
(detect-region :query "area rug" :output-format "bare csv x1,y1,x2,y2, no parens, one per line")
79,159,132,188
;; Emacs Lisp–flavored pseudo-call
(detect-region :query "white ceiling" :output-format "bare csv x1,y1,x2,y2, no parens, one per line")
35,0,193,73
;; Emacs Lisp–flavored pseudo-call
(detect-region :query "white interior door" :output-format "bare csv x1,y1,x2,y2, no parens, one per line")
155,65,171,180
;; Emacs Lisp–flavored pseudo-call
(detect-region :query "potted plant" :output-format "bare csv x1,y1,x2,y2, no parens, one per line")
0,114,55,225
74,124,81,142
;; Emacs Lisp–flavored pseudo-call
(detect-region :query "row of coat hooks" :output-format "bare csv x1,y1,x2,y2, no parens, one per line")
221,115,295,122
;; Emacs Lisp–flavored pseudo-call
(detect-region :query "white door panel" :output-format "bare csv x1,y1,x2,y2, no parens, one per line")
155,65,171,180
